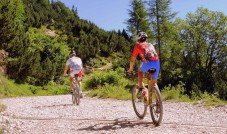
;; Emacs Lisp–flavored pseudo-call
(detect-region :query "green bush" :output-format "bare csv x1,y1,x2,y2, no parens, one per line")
190,83,203,100
162,82,190,102
84,68,131,99
84,68,125,90
215,80,227,100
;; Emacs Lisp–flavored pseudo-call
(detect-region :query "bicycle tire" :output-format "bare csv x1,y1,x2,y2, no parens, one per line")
149,87,163,126
131,85,147,119
72,83,80,105
72,88,76,104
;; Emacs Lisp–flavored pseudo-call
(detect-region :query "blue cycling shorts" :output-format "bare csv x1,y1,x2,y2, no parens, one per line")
139,60,160,80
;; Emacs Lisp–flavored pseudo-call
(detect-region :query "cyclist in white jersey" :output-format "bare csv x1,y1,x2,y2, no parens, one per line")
63,51,83,96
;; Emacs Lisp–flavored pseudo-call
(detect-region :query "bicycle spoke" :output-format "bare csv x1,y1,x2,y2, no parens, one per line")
132,85,147,119
149,87,163,126
72,82,80,105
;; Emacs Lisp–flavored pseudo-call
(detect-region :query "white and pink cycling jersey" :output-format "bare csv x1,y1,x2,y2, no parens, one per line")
66,57,83,78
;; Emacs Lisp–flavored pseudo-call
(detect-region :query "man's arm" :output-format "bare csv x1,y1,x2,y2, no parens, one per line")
129,56,136,71
63,65,69,76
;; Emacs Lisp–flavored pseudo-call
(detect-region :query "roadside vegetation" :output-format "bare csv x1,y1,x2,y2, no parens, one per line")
83,68,227,106
0,66,226,107
0,74,68,98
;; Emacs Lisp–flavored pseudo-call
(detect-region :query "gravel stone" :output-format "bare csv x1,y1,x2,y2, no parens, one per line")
0,95,227,134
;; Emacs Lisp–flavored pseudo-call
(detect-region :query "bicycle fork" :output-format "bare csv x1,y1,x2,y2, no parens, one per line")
147,80,160,105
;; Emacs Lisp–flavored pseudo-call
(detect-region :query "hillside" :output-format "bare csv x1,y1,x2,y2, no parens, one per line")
0,0,132,85
0,0,226,100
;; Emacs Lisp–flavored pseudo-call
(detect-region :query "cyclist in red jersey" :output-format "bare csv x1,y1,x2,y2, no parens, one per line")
128,32,160,92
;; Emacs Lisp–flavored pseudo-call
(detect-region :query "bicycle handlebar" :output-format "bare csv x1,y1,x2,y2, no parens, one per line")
124,68,137,79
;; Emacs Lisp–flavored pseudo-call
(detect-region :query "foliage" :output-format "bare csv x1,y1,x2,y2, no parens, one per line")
161,81,226,106
162,82,190,102
0,74,33,97
179,8,227,98
126,0,152,41
83,68,131,99
84,68,126,89
146,0,177,88
0,0,132,86
0,74,68,98
199,92,226,106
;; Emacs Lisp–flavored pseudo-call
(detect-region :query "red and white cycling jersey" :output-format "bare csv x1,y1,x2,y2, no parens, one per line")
132,42,159,62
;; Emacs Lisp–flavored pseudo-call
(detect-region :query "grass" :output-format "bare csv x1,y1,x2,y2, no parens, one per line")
0,74,69,98
0,129,3,134
87,84,131,100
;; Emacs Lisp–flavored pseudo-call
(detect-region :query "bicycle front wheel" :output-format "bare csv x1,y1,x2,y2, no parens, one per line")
131,85,147,119
149,87,163,126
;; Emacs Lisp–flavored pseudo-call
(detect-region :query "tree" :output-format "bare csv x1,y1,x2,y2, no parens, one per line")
0,0,28,78
146,0,176,85
126,0,152,41
180,8,227,97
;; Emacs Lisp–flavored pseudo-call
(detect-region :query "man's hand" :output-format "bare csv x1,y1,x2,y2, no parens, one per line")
126,70,135,77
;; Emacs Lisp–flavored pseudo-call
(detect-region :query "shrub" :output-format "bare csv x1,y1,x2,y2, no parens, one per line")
84,68,125,90
162,82,190,102
84,68,131,99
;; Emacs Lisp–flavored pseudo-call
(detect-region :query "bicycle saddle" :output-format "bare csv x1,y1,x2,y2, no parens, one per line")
148,68,156,74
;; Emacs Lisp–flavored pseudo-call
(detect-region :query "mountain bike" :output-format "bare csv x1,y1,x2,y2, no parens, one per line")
125,68,163,126
71,74,81,105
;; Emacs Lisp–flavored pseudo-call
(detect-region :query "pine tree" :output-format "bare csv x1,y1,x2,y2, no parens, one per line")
0,0,28,78
146,0,176,84
126,0,152,41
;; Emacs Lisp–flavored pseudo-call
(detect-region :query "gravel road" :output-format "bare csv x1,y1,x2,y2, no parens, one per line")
0,95,227,134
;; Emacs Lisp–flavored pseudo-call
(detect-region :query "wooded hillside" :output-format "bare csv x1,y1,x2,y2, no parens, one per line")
0,0,226,100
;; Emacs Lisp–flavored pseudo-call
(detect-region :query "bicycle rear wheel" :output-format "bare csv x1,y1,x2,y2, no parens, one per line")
131,85,147,119
149,87,163,126
72,83,80,105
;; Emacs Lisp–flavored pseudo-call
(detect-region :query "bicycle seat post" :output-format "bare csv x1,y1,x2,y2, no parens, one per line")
146,68,156,105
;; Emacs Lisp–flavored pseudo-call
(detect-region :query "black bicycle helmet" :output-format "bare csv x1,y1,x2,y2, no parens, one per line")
137,31,147,42
70,50,76,57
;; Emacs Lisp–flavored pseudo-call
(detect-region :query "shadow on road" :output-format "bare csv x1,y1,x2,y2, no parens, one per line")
77,117,156,131
32,104,74,108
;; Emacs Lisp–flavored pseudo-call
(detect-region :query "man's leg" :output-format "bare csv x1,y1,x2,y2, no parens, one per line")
70,77,73,92
69,70,74,92
138,69,144,88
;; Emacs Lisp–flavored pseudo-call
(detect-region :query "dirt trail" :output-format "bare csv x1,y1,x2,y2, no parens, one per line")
0,95,227,134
